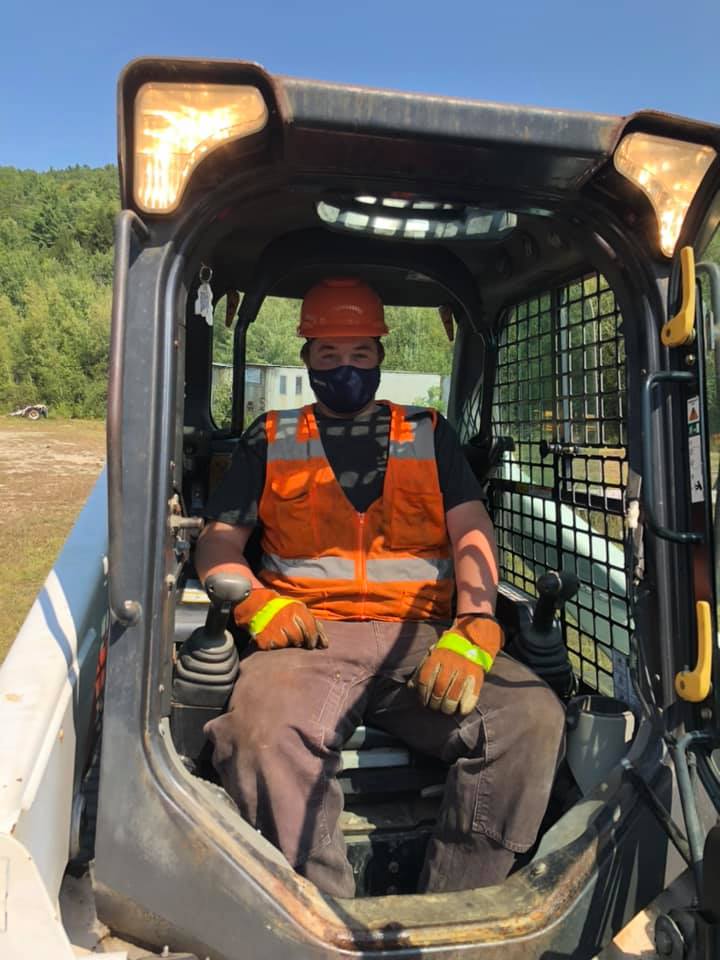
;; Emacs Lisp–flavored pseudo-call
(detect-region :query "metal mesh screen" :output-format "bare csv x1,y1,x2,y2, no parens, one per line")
490,273,630,695
456,378,484,442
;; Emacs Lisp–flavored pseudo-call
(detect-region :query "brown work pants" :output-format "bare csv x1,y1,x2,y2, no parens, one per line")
205,620,565,898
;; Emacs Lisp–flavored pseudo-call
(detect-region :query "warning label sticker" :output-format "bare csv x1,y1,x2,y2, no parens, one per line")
687,396,701,436
686,396,705,503
689,434,705,502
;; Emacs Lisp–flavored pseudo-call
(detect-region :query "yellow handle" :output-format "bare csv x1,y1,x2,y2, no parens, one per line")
661,246,696,347
675,600,713,702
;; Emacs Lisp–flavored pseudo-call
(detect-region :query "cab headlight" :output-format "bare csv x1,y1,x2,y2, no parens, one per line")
134,82,268,213
614,132,715,257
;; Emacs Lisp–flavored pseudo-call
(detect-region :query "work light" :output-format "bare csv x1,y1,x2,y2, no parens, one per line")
614,133,715,257
134,82,268,213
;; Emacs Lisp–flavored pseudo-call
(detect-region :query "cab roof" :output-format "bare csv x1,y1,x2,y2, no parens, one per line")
118,58,720,210
117,59,720,311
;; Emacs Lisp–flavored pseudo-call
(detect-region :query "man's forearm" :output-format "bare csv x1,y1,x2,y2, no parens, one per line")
446,501,499,616
195,521,264,589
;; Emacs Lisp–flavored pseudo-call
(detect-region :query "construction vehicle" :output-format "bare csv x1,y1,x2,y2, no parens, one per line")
2,57,720,959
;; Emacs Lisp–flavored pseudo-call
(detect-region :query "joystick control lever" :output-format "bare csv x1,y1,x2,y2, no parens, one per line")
508,569,579,700
203,572,252,640
533,570,580,633
171,573,251,768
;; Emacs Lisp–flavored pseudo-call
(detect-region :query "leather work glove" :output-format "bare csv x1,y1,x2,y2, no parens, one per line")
409,615,503,716
233,587,329,651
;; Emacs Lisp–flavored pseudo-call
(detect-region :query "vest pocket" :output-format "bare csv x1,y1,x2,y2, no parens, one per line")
265,479,317,554
386,489,447,551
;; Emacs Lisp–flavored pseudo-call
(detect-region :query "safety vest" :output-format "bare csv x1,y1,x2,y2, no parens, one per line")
258,401,453,621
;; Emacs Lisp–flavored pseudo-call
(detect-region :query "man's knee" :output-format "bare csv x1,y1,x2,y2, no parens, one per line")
206,697,304,765
205,668,287,761
509,681,566,768
481,655,566,756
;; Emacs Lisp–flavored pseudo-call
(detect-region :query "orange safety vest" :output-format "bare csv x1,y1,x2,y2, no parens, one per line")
258,401,453,621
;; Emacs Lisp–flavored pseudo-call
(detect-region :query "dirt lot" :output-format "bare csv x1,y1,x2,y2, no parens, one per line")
0,418,106,663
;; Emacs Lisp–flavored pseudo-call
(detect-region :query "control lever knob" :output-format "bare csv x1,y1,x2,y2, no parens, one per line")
506,569,579,700
172,572,251,767
203,572,252,639
533,570,580,633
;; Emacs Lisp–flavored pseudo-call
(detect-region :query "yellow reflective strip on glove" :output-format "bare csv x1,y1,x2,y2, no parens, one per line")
436,632,494,673
249,597,299,637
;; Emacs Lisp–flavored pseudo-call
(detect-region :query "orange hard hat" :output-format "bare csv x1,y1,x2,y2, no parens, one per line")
297,278,389,338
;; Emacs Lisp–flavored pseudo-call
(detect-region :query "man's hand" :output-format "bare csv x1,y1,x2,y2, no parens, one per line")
233,587,328,650
410,615,503,716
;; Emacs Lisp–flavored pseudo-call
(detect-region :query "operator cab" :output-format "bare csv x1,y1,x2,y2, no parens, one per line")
172,237,594,896
88,59,720,958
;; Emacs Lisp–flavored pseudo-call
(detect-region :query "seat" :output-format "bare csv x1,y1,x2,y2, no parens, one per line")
338,724,445,894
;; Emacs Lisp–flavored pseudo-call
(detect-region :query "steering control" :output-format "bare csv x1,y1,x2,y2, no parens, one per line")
510,570,579,700
171,572,251,769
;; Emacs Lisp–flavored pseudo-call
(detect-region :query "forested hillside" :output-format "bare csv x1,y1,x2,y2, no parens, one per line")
0,166,118,417
1,164,719,421
0,166,453,419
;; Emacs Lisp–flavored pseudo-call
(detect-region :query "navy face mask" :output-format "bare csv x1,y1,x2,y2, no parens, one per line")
308,365,381,414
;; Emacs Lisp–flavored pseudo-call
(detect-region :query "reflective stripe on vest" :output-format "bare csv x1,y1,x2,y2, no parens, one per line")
258,401,452,621
266,409,325,462
263,552,453,583
262,552,356,581
388,407,435,460
365,556,453,582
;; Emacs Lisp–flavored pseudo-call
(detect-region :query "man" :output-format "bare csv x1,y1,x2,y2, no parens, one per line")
195,277,565,898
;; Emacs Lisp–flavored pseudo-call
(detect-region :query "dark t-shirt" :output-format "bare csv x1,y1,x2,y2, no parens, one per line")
205,404,484,526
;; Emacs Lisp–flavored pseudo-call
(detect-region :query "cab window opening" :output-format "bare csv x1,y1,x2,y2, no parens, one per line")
210,293,235,429
211,289,457,434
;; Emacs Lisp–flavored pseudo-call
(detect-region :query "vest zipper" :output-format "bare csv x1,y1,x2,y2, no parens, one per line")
357,512,367,620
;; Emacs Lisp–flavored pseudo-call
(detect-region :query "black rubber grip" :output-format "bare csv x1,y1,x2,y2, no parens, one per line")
532,570,580,632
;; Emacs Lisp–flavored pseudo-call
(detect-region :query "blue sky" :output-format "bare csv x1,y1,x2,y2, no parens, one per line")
3,0,719,171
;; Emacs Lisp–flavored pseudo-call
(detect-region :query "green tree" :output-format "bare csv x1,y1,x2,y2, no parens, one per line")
413,384,447,414
0,164,117,418
211,376,233,429
383,306,453,375
246,297,304,365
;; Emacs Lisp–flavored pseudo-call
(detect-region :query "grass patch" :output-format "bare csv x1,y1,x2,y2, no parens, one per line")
0,418,105,664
